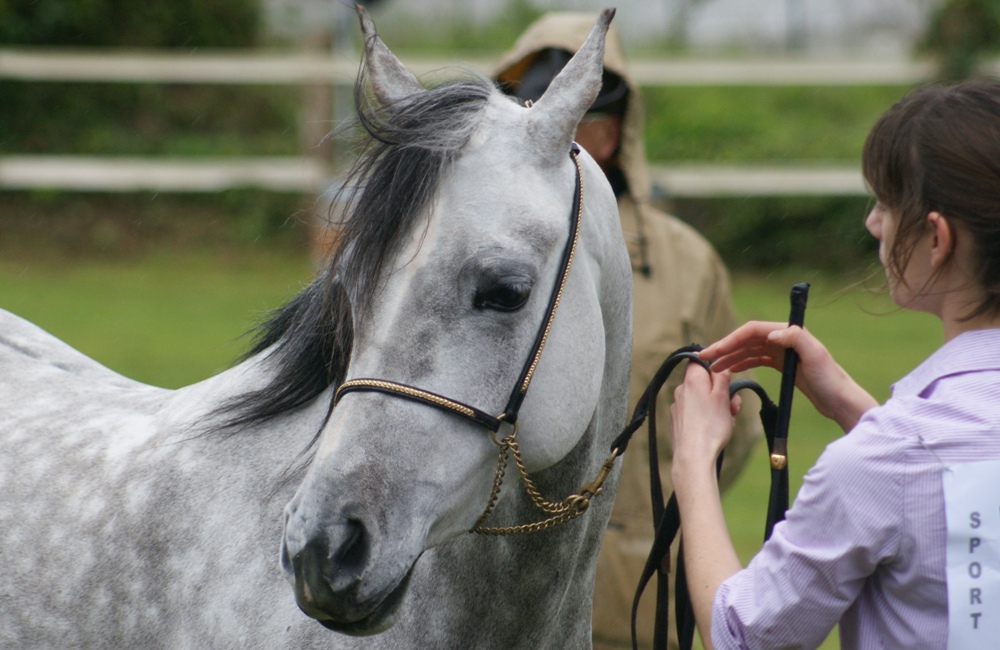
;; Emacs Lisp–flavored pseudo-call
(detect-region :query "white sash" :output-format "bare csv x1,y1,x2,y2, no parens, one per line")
943,460,1000,648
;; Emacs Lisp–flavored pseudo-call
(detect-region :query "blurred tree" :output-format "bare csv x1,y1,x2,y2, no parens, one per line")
919,0,1000,80
0,0,260,47
0,0,269,156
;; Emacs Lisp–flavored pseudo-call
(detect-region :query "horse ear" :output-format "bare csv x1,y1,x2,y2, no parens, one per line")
356,4,424,105
527,8,615,162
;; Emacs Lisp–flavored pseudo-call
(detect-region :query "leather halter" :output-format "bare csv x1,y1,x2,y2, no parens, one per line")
335,144,582,430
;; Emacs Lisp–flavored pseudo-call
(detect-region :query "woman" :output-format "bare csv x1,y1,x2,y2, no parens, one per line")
670,79,1000,649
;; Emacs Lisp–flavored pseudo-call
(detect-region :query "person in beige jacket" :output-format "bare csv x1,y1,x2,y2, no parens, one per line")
494,13,762,650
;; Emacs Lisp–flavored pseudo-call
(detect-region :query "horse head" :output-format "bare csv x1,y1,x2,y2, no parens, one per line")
275,6,629,636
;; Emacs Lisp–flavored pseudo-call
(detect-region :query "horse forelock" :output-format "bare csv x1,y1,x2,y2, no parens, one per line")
337,71,495,321
214,70,495,436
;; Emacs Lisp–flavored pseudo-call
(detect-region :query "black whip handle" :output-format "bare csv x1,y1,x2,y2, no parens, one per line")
764,282,809,541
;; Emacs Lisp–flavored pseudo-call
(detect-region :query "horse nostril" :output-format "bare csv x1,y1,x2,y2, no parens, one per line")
281,537,292,575
293,538,331,604
335,518,368,568
293,517,371,600
325,517,369,591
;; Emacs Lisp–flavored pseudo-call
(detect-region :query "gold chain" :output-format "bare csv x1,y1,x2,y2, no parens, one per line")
471,422,620,536
470,436,510,533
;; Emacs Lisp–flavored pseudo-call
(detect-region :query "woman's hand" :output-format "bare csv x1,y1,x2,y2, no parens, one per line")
669,363,738,477
669,363,742,650
699,321,878,432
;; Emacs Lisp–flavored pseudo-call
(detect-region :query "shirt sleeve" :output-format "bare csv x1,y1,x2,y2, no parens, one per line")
710,413,904,649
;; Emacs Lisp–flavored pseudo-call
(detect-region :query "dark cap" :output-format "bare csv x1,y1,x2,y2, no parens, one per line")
502,48,628,116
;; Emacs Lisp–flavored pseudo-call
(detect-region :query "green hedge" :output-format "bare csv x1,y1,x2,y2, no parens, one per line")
640,85,898,271
671,195,879,272
0,0,285,157
642,85,910,162
0,189,309,260
0,0,260,47
0,81,300,156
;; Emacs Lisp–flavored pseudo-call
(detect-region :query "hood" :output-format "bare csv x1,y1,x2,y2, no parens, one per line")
493,12,652,203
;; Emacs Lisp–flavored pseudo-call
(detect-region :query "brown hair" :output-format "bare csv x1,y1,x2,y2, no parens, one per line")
862,79,1000,319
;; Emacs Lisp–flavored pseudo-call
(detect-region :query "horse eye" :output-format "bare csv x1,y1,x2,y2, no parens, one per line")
474,280,531,312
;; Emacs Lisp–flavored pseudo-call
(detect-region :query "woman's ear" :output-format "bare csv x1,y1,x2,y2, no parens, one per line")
928,211,955,268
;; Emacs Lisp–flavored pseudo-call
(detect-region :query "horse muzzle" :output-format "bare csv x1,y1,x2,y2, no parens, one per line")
281,510,415,635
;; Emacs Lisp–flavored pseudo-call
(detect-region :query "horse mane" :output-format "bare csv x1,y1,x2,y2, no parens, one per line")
215,66,494,434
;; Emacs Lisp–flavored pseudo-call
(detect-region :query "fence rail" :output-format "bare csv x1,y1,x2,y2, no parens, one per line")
1,48,945,196
0,48,955,85
0,156,864,198
0,156,327,193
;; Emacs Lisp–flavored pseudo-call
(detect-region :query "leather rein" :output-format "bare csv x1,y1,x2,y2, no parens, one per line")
612,282,809,650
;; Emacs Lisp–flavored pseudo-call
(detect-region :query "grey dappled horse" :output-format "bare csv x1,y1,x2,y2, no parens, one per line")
0,8,631,649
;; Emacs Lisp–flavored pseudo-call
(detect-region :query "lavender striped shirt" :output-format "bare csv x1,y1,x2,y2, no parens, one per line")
711,328,1000,649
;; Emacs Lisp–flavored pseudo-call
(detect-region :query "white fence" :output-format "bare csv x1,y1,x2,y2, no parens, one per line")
1,48,960,197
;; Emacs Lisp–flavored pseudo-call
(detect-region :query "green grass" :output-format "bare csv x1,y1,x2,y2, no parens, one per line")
0,253,942,649
0,249,314,387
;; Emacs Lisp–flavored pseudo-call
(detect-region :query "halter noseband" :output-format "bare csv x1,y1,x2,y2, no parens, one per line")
334,144,607,534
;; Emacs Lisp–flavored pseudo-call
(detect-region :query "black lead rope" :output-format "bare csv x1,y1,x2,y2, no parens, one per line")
609,283,809,650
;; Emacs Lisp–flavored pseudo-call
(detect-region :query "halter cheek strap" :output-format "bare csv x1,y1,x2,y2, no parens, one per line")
500,145,583,425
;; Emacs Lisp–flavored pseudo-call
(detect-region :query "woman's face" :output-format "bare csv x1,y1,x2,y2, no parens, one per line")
865,202,894,268
865,202,935,311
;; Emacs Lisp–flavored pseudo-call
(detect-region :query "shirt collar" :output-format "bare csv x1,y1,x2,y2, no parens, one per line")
891,328,1000,398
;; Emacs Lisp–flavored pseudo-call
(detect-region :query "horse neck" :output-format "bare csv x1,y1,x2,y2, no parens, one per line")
163,349,330,445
